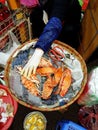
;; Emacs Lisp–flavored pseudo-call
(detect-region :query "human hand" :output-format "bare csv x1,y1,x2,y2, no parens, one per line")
21,48,44,77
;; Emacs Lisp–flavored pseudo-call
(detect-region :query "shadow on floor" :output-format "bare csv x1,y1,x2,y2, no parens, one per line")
9,102,81,130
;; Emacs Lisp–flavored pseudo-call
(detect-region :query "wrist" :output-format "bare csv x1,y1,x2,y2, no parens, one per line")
34,48,44,57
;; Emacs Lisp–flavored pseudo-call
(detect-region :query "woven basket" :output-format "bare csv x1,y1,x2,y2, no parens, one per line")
4,39,87,111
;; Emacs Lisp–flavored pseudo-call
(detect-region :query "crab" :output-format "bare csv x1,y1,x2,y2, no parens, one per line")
16,57,72,99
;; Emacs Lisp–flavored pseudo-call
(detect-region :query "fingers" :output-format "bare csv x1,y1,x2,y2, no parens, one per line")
21,68,31,78
20,68,24,76
33,66,37,74
21,66,29,77
24,67,30,77
28,67,34,77
21,65,37,77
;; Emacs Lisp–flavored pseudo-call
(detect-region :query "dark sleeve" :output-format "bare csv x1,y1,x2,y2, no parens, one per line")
34,17,62,53
34,0,70,52
50,0,69,21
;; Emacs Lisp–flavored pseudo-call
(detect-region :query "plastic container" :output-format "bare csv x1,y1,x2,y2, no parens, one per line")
56,120,87,130
23,111,47,130
0,84,18,130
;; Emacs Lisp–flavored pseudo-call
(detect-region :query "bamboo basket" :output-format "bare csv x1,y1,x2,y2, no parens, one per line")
4,39,87,111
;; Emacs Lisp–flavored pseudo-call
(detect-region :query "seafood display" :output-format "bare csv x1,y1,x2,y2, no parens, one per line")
4,40,87,111
16,57,72,100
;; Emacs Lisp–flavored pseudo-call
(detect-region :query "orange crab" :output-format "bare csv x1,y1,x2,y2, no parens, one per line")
21,75,40,96
41,67,63,99
16,66,40,96
41,67,72,99
36,66,57,76
54,68,72,97
38,57,52,67
16,57,72,99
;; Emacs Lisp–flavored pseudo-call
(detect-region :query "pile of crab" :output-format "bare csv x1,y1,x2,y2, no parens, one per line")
17,56,72,100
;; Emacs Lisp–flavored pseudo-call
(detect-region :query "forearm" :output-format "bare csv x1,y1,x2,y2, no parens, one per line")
34,0,70,53
34,17,62,53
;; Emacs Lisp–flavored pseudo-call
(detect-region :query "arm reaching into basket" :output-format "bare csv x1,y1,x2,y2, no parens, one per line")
20,0,81,77
21,17,62,77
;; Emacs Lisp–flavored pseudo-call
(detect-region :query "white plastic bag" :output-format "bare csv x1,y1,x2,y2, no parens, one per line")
0,32,20,66
78,67,98,106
